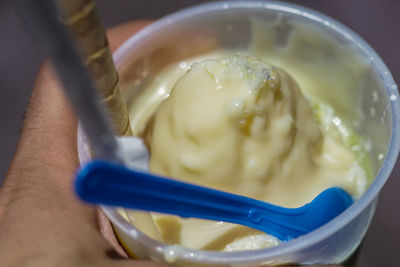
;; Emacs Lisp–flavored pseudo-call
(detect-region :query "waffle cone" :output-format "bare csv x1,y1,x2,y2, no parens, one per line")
56,0,132,136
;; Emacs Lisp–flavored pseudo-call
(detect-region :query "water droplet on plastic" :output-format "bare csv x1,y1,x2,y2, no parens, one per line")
179,61,187,69
371,91,378,101
248,209,262,223
164,246,181,263
369,108,376,117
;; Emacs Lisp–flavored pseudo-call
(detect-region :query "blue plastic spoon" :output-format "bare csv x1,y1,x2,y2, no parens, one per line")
75,160,353,241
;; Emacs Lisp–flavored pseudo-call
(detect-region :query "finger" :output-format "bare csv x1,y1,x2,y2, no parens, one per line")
0,62,81,217
8,62,78,181
0,20,154,262
0,62,105,262
1,20,153,217
2,19,153,197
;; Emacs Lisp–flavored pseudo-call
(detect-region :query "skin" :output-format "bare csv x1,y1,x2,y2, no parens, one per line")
0,20,343,267
0,20,165,267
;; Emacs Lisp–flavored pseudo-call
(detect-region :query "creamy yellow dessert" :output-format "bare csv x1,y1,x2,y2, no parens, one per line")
148,54,326,205
120,19,371,252
121,54,367,251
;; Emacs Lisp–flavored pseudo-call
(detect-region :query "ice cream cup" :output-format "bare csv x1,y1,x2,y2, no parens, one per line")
77,1,399,266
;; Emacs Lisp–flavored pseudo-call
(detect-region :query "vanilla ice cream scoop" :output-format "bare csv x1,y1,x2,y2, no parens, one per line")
135,54,366,251
146,54,321,201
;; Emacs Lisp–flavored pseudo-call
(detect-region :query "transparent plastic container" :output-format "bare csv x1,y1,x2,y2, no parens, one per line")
78,1,399,266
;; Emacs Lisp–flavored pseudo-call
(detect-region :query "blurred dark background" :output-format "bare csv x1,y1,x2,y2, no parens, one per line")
0,0,399,266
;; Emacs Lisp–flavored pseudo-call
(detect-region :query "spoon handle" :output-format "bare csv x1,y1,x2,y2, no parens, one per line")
76,161,317,240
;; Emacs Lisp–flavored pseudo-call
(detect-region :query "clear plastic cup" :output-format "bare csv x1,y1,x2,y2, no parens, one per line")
78,1,399,265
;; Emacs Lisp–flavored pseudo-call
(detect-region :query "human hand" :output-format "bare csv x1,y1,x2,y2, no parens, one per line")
0,20,166,267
